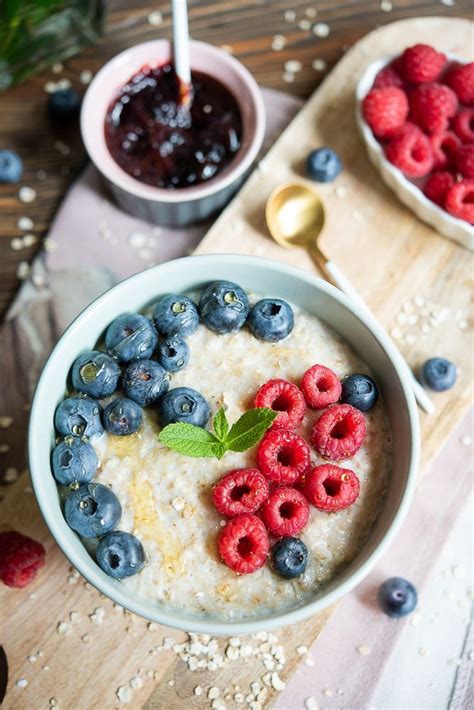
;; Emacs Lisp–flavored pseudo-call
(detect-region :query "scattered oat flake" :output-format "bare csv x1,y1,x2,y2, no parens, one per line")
82,634,91,643
16,678,28,688
299,20,311,30
172,496,185,511
69,611,81,624
272,35,286,51
4,467,19,482
220,45,234,54
128,232,148,249
284,10,296,22
89,607,105,624
357,644,371,656
313,22,330,37
312,58,327,72
0,444,9,453
208,687,220,700
57,78,71,90
305,697,319,710
42,665,49,671
148,10,163,25
305,655,315,666
44,237,58,252
49,698,58,707
23,234,37,247
130,675,143,690
57,621,71,635
282,72,295,83
380,0,392,10
17,216,34,231
11,237,23,250
461,435,473,447
296,645,308,655
80,70,93,85
194,685,204,696
440,0,455,5
44,81,57,93
0,416,13,429
284,60,303,73
306,8,318,18
17,261,30,280
335,186,347,198
27,655,37,663
52,62,63,74
116,685,132,703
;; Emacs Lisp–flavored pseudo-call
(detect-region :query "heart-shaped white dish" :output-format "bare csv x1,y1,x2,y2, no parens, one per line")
355,54,473,252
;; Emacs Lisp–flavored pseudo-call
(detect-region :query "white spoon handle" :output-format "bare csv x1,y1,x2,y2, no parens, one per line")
324,260,435,415
172,0,191,86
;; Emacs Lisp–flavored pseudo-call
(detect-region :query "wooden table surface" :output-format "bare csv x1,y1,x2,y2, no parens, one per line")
0,0,472,318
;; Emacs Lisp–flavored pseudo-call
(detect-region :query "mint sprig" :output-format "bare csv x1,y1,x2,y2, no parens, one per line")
158,407,277,460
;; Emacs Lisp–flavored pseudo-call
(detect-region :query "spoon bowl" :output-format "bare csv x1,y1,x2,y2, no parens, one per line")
265,182,325,249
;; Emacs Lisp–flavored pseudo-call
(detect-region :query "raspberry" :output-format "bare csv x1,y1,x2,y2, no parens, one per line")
213,468,269,517
400,44,447,84
257,428,311,484
301,364,341,409
362,87,409,139
445,179,474,224
430,131,460,170
303,464,360,512
373,65,404,90
311,404,366,460
452,109,474,143
409,83,458,134
254,379,306,430
261,487,309,536
423,171,456,207
385,123,434,178
456,144,474,178
0,531,45,588
218,514,269,574
445,62,474,106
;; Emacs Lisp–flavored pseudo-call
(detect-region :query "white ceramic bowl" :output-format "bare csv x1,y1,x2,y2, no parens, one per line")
355,55,473,252
29,255,420,634
80,40,265,227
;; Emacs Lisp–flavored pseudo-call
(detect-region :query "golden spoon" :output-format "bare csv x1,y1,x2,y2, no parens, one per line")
265,182,434,415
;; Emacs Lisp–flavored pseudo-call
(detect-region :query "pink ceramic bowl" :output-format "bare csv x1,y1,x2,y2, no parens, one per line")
80,40,265,227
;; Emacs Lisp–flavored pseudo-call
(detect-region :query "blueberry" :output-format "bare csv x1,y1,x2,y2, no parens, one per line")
105,313,158,363
306,147,342,183
378,576,418,618
158,387,210,428
48,88,82,120
248,298,294,342
64,482,121,538
153,294,199,337
341,374,378,412
421,357,457,392
96,531,145,578
123,359,170,406
272,537,308,579
103,397,142,436
51,438,98,486
71,350,121,399
0,150,23,183
55,397,104,439
157,336,190,372
199,280,249,334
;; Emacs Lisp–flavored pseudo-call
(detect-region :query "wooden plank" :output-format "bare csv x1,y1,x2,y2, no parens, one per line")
0,16,473,710
0,0,472,317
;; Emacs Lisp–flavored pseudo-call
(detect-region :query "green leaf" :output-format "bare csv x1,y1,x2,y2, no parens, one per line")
213,407,229,442
158,423,224,458
226,408,277,453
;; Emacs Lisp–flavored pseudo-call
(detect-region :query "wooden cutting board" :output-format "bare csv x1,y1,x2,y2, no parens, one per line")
1,17,472,710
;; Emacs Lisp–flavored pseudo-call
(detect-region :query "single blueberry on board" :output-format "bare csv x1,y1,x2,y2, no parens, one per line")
0,150,23,183
103,397,143,436
123,359,170,406
71,350,121,399
272,537,308,579
248,298,294,342
199,280,249,334
54,397,103,439
158,387,210,428
306,147,342,182
51,437,98,486
48,89,82,120
105,313,158,363
96,531,145,578
341,374,379,412
157,336,190,372
378,576,418,618
421,357,457,392
153,294,199,337
64,482,121,538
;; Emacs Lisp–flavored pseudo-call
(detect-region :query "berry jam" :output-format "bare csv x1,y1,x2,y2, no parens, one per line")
104,63,242,189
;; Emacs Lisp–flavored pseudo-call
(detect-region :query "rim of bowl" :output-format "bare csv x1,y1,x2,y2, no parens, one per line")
80,40,266,204
355,52,473,242
28,254,420,634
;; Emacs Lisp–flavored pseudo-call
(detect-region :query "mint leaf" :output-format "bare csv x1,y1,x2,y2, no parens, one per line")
213,407,229,442
226,408,277,452
158,423,224,458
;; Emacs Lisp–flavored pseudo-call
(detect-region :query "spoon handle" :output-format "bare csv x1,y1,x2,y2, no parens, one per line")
323,259,435,415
